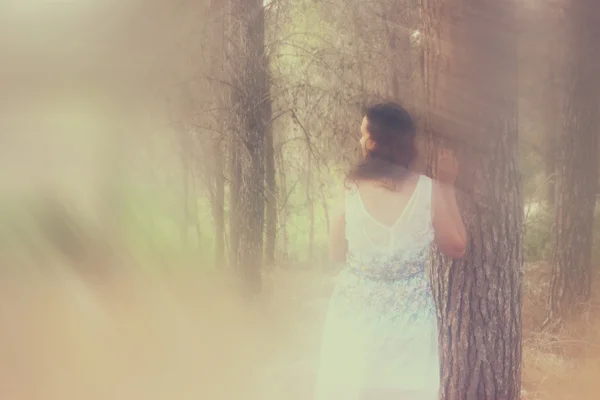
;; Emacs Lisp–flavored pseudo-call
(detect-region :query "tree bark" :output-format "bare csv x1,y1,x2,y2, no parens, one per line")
547,0,600,324
421,0,523,399
228,0,271,295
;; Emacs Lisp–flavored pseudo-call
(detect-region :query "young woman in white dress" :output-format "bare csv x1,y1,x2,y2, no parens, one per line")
314,102,467,400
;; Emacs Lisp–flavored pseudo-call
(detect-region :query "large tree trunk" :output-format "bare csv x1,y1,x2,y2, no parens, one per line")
547,0,599,324
228,0,271,296
421,0,523,399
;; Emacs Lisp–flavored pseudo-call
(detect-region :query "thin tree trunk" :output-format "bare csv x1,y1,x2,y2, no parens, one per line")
265,117,277,267
209,0,228,268
213,140,226,267
546,128,556,207
350,1,367,107
181,152,190,249
545,62,558,208
229,141,242,268
421,1,522,399
525,3,559,208
547,0,599,324
384,14,400,101
382,1,414,103
276,144,289,262
189,166,203,249
306,150,314,259
321,191,330,235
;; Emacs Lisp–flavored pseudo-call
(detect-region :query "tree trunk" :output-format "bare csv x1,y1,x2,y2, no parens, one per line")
228,0,271,296
523,2,559,208
384,10,401,101
208,0,228,268
229,141,242,268
544,59,558,208
350,1,367,107
306,150,314,259
189,166,203,249
546,124,556,207
181,146,190,250
421,0,523,399
276,144,289,262
264,118,277,267
547,0,599,324
213,140,226,267
321,191,330,235
382,1,414,103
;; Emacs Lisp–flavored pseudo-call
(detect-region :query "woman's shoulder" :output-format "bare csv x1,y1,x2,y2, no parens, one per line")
414,173,432,185
416,174,433,193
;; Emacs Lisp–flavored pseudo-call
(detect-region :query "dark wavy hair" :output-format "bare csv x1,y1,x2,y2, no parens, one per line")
346,102,418,184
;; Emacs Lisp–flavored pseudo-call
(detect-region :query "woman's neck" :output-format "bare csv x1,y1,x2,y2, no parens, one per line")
362,170,418,192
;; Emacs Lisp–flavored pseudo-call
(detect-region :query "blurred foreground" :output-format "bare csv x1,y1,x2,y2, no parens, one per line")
0,257,598,400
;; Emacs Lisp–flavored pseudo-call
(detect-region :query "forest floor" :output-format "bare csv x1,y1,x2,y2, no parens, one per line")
0,260,598,400
258,262,600,400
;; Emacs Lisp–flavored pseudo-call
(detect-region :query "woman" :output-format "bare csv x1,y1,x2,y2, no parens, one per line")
314,102,467,400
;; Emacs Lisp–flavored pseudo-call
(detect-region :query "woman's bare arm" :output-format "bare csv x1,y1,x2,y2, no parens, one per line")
432,149,468,259
432,181,467,259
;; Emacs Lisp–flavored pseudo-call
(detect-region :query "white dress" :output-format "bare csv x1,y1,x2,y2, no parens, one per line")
314,175,440,399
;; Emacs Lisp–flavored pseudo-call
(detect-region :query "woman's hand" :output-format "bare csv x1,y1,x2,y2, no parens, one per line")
436,149,459,185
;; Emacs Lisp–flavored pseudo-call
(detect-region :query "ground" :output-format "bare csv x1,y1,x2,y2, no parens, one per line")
0,261,598,399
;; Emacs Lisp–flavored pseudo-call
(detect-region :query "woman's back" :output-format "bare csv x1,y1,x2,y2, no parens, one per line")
344,174,434,279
